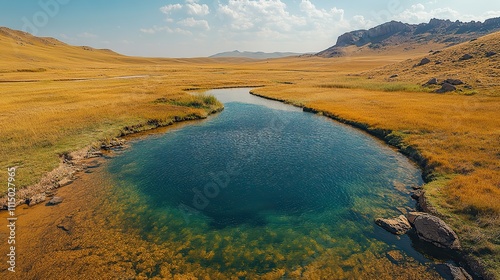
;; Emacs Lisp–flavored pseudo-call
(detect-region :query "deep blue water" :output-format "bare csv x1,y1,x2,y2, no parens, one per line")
105,88,444,277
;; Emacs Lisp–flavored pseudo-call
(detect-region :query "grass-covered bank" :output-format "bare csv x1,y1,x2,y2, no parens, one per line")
250,85,499,279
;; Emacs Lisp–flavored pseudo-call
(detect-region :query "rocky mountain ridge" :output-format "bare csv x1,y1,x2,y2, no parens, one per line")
318,17,500,57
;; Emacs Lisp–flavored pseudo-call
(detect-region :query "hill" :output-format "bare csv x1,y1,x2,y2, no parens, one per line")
210,50,303,59
365,31,500,95
318,17,500,57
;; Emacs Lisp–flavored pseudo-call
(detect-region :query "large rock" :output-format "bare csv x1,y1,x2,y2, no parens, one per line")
423,78,438,86
443,79,464,85
412,213,461,250
459,54,473,61
375,215,412,235
436,83,456,93
416,57,431,66
438,263,473,280
486,51,497,57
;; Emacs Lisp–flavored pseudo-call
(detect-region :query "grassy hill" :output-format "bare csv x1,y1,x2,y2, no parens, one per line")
366,31,500,95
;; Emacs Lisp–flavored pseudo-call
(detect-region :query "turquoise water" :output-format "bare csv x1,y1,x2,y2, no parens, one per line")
106,88,443,277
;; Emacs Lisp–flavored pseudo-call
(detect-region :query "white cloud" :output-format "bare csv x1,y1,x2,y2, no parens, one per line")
160,4,182,15
300,0,344,21
217,0,306,32
393,3,500,23
178,17,210,30
186,1,210,16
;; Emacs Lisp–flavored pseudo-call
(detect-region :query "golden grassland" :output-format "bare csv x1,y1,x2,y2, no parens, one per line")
0,27,499,277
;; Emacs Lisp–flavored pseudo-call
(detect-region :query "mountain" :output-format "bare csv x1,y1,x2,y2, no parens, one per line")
317,17,500,57
210,50,303,59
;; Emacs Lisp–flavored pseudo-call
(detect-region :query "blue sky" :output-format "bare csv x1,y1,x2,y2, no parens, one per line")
1,0,500,57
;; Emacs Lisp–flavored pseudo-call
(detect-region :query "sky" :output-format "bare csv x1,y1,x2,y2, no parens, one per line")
1,0,500,57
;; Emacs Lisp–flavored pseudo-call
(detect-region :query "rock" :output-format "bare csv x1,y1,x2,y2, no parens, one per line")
386,250,405,263
459,54,473,61
47,196,63,205
435,60,442,65
436,83,456,93
28,193,46,206
486,51,497,57
406,211,425,224
389,74,399,78
375,215,412,235
417,192,438,214
416,57,431,66
411,190,423,200
437,264,473,280
57,215,74,232
413,213,461,250
423,78,438,86
57,178,73,187
443,79,464,85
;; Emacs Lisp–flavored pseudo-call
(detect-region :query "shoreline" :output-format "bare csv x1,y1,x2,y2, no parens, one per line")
0,106,224,209
248,90,492,280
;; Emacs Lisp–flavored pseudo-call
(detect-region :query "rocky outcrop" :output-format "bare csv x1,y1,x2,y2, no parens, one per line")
408,212,461,250
317,17,500,57
375,215,412,235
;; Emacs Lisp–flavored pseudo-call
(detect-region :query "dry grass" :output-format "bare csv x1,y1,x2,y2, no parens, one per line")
0,26,499,277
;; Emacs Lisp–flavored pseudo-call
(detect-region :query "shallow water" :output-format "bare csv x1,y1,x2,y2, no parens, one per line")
104,88,446,278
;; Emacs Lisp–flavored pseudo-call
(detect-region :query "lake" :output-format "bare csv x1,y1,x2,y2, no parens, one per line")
105,88,447,278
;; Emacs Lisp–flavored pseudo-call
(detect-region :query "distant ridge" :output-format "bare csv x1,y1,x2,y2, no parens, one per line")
210,50,303,59
317,17,500,57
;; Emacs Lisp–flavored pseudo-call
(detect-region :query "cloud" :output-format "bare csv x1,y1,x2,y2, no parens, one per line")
160,4,182,15
178,17,210,30
300,0,344,21
186,1,210,16
217,0,306,32
393,3,500,23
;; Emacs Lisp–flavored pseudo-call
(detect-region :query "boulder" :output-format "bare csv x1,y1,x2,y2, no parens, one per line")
423,78,438,86
416,57,431,66
28,193,46,206
406,211,425,224
486,51,497,57
375,215,412,235
437,264,473,280
436,83,456,93
443,79,464,85
413,213,461,250
459,54,473,61
47,196,63,205
389,74,399,78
